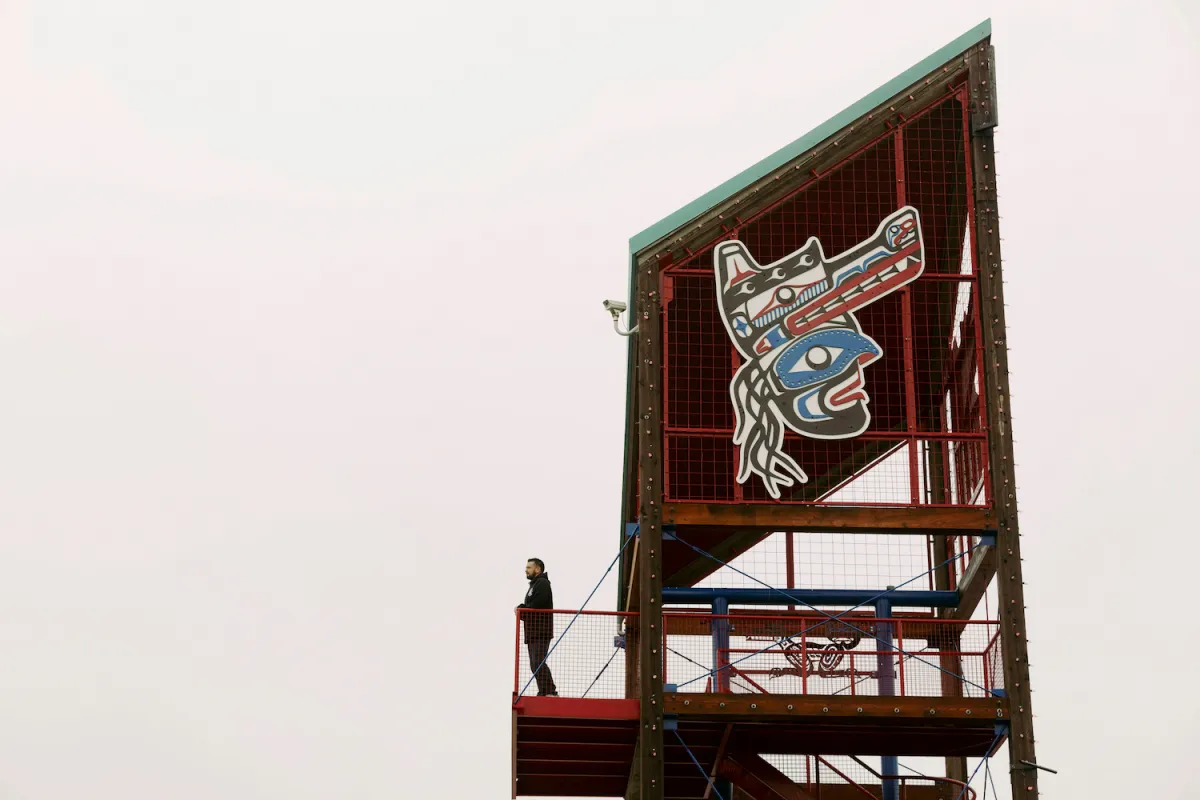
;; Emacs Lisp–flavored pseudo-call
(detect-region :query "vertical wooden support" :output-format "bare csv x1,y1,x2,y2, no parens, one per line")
969,42,1038,799
636,256,665,800
929,452,967,783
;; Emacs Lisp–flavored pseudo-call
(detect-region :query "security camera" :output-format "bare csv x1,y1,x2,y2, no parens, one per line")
602,299,628,317
602,298,638,337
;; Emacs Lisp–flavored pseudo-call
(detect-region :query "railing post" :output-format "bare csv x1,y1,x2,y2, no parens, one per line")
513,609,522,695
801,624,808,695
982,622,991,695
711,596,731,693
876,594,899,800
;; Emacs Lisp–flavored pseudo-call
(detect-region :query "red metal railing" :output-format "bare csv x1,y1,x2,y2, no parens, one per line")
664,612,1001,699
514,609,1002,702
513,609,634,700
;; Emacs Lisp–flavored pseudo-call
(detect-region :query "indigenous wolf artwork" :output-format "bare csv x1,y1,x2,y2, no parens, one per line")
713,207,925,499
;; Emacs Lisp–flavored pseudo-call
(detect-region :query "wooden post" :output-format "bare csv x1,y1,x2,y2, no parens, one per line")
636,256,666,800
969,41,1039,799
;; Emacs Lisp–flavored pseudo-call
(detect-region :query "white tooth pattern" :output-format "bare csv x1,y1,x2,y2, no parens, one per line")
752,279,829,328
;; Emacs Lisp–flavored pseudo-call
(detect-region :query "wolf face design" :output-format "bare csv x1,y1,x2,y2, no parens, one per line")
713,207,925,499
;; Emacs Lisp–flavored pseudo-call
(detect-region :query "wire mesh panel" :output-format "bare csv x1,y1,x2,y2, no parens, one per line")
513,610,632,700
657,89,989,507
662,613,1000,699
691,531,936,595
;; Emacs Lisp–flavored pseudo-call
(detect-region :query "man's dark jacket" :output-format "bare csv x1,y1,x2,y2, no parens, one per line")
519,572,554,642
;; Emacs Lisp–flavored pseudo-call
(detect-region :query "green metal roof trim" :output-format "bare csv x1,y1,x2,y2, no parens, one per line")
627,19,991,256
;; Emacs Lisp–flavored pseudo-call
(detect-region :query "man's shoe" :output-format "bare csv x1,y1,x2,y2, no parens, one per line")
547,692,559,697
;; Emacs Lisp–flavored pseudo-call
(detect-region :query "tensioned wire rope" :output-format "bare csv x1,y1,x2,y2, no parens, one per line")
672,729,727,800
955,731,1003,800
668,533,998,696
514,533,633,702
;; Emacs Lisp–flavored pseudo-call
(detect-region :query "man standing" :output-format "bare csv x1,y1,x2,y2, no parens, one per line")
518,558,558,697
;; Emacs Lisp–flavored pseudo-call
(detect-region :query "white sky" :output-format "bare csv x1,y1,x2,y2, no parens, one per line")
0,1,1197,798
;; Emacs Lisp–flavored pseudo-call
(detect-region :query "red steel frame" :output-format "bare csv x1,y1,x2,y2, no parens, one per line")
659,86,990,508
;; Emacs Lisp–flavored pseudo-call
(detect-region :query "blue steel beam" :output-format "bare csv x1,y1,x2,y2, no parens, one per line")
662,587,959,608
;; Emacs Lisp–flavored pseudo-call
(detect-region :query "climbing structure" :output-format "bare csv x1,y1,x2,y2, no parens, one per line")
512,20,1040,800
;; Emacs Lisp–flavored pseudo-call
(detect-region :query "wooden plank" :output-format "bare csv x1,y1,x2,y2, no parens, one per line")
968,40,1040,800
664,528,765,588
663,503,994,532
719,751,817,800
949,545,996,621
666,693,1007,721
702,724,733,800
514,697,640,720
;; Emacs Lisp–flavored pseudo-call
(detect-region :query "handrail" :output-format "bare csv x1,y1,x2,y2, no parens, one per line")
514,608,634,617
513,609,1001,700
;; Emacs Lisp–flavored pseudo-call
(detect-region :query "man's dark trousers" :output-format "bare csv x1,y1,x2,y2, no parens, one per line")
526,636,557,696
520,570,557,696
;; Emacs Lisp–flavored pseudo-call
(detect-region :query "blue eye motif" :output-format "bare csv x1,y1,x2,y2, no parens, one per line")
773,328,880,390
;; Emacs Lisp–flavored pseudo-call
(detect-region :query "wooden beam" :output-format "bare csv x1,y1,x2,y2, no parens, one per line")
702,724,733,800
948,545,996,621
663,503,994,532
664,528,765,588
635,246,666,800
624,741,640,800
719,751,816,800
666,693,1007,722
969,40,1039,800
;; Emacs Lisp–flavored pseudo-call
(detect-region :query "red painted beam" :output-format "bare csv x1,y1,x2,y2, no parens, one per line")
514,696,639,720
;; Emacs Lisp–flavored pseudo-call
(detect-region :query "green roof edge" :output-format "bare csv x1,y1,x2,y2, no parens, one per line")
627,19,991,255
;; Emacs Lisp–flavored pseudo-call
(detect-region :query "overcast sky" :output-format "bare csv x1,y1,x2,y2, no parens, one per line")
0,1,1197,798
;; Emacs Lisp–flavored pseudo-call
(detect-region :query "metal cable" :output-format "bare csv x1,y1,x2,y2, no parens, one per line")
672,729,726,800
581,647,621,699
955,732,1003,800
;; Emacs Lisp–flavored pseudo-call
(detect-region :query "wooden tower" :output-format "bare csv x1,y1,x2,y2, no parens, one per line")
512,20,1039,800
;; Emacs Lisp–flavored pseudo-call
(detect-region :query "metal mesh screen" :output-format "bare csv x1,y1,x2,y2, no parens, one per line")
513,610,631,700
658,90,989,507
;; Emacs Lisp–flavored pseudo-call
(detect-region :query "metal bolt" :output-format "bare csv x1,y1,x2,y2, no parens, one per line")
823,707,829,713
719,702,725,708
751,703,757,709
787,705,793,711
684,700,690,706
857,707,863,713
